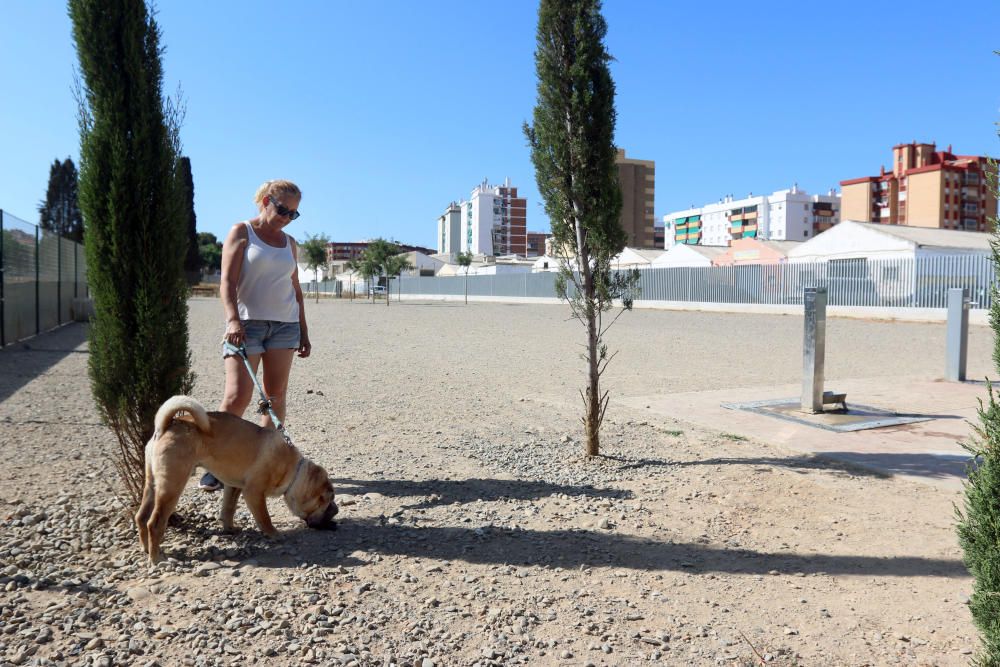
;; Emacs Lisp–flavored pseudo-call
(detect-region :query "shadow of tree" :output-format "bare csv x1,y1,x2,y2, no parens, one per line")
252,519,967,579
669,455,889,478
333,477,632,510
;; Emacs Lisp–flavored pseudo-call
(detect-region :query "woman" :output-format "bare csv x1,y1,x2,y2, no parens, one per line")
200,179,312,491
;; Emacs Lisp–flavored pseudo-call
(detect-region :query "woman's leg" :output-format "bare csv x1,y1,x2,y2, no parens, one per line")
219,353,261,417
202,352,262,491
259,348,295,429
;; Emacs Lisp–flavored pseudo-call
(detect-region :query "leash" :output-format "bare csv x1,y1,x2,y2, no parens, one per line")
222,341,293,446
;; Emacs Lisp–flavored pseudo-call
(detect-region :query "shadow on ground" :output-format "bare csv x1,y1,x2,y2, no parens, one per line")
333,477,631,509
673,452,973,481
250,519,967,579
0,322,88,404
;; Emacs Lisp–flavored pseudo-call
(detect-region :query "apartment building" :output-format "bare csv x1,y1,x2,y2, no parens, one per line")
663,185,840,247
840,142,997,231
525,231,550,258
455,178,527,256
437,202,462,255
615,149,657,248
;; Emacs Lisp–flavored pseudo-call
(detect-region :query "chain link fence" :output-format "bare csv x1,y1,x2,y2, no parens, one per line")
398,254,996,310
1,210,89,347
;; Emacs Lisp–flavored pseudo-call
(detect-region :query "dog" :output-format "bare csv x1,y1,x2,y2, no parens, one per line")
135,395,338,564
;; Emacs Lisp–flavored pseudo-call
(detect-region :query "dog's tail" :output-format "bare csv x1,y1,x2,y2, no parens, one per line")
154,395,211,437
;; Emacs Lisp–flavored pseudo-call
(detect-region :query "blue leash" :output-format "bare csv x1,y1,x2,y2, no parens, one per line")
223,341,293,445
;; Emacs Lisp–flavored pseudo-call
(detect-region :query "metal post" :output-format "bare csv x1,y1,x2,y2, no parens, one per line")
946,287,969,382
57,232,62,325
35,225,40,335
0,209,5,347
801,286,827,413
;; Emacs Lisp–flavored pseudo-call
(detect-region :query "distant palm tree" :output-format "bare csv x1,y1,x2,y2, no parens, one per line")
383,254,413,306
300,233,331,303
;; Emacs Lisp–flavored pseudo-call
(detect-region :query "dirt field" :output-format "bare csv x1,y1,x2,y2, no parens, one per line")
0,298,993,666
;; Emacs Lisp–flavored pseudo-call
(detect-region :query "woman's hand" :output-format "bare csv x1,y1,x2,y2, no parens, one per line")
223,319,245,347
298,333,312,358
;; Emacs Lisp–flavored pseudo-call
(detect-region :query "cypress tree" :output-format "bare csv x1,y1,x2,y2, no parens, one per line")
957,118,1000,661
177,156,201,282
38,157,84,242
524,0,639,457
70,0,194,506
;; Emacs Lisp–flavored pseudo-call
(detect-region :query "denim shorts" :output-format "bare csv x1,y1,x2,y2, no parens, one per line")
223,320,300,357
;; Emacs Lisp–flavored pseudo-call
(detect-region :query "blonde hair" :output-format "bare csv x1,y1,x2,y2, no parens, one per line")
254,179,302,209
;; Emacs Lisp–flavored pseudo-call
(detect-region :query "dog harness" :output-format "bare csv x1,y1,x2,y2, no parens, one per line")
222,341,293,446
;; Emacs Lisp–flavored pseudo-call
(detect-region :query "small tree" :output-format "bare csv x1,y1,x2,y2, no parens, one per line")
524,0,639,457
457,250,473,305
197,232,222,275
383,253,413,306
353,252,381,303
359,238,399,303
177,156,200,283
300,233,331,303
957,93,1000,664
71,0,194,506
38,157,84,243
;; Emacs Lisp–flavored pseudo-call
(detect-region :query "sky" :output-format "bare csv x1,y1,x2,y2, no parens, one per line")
2,1,999,249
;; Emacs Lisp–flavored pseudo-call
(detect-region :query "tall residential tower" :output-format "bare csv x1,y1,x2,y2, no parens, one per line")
455,178,527,256
615,149,657,248
840,142,997,231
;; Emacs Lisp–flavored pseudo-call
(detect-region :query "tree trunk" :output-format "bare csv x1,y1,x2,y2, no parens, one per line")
464,272,468,305
582,260,601,457
314,278,319,303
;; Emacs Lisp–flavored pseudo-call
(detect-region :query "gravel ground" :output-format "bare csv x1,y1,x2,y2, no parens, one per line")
0,298,992,666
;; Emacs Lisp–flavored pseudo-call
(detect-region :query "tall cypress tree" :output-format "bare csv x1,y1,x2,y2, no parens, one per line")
524,0,639,457
177,156,201,281
70,0,194,506
957,110,1000,664
38,157,84,242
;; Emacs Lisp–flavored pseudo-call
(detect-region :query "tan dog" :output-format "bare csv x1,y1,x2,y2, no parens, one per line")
136,395,338,564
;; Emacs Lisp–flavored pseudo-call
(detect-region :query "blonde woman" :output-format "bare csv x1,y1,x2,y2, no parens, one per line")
200,180,312,492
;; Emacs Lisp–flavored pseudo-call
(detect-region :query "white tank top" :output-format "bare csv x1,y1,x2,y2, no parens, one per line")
236,222,300,322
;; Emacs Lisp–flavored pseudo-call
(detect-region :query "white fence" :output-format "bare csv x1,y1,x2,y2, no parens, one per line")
398,255,995,309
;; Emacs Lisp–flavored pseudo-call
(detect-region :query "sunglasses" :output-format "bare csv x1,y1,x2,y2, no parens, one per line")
269,197,300,220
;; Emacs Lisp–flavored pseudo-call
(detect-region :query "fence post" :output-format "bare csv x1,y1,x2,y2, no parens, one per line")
0,209,4,347
57,231,62,325
946,287,970,382
35,225,40,335
801,286,827,413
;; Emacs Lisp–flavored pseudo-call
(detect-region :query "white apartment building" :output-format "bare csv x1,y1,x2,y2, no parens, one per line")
664,185,841,247
436,202,462,255
439,178,527,257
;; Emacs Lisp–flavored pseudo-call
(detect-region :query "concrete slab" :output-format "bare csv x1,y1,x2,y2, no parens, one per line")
720,397,933,432
618,377,987,490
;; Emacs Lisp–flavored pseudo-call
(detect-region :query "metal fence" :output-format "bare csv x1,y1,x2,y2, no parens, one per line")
398,254,996,310
1,210,89,347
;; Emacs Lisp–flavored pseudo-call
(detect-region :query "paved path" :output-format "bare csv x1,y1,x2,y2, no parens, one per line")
618,377,987,490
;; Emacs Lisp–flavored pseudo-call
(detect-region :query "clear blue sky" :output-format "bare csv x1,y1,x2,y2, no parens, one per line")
2,1,999,248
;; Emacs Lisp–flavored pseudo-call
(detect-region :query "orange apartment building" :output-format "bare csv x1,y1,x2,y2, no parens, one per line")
615,149,657,248
840,142,997,232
